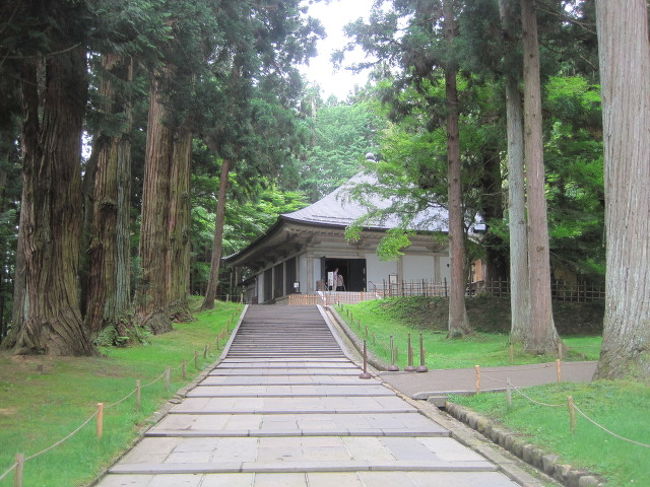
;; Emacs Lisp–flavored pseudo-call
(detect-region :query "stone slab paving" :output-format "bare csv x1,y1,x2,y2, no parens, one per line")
96,306,521,487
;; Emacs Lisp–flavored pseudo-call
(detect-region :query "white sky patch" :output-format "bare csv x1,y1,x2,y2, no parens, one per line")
300,0,375,101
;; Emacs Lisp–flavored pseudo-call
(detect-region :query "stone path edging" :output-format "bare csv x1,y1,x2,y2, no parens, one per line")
445,402,606,487
323,305,391,370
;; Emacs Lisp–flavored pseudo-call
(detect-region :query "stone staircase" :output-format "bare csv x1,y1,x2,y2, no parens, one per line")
96,305,520,486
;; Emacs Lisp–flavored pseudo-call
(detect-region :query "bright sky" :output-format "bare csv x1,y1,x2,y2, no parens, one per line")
299,0,375,100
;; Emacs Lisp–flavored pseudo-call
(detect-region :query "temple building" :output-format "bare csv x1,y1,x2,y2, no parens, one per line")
225,174,453,304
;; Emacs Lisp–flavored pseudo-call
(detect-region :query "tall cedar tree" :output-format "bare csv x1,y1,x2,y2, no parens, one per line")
137,65,194,333
520,0,561,354
8,2,93,354
594,0,650,382
499,0,530,342
444,0,471,337
85,55,133,334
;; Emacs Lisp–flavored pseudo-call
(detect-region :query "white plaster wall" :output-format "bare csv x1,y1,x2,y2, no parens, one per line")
365,253,398,289
312,257,322,291
438,255,451,282
402,255,435,281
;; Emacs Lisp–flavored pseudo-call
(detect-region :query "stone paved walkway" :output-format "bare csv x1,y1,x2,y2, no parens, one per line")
95,306,522,486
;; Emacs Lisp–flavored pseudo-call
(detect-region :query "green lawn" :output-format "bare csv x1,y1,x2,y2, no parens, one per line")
451,381,650,486
0,301,243,487
337,298,601,369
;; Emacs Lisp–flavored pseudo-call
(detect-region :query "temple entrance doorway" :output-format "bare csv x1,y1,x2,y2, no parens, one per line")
321,258,367,292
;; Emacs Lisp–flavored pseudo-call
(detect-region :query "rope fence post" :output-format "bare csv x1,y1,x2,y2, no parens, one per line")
567,395,576,434
388,336,399,371
135,380,142,411
181,360,187,379
416,333,428,373
194,351,199,370
505,378,512,409
556,358,562,383
96,403,104,440
203,344,209,359
164,367,171,392
475,365,481,393
359,340,372,379
405,333,416,372
14,453,24,487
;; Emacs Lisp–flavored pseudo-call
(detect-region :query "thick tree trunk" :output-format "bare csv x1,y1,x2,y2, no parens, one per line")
79,146,99,317
480,149,507,283
136,67,193,332
520,0,560,354
594,0,650,382
444,0,471,337
11,43,93,355
167,127,193,322
201,158,231,311
136,72,174,334
85,55,133,334
500,0,530,343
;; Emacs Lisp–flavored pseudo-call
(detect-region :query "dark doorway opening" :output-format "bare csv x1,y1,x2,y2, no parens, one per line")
321,258,366,292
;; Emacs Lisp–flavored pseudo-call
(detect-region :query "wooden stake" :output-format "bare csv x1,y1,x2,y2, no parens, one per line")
164,367,171,392
475,365,481,393
96,403,104,439
135,380,142,411
14,453,24,487
359,340,372,379
405,334,416,372
203,344,209,359
505,378,512,408
567,395,576,433
181,360,187,379
416,333,428,372
194,350,199,369
556,358,562,382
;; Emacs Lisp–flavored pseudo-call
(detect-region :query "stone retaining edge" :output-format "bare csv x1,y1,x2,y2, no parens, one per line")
324,305,391,371
444,401,606,487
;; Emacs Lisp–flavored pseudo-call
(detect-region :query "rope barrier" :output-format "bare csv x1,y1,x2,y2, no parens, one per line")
572,403,650,449
0,320,235,483
0,462,17,482
25,411,99,462
508,381,565,408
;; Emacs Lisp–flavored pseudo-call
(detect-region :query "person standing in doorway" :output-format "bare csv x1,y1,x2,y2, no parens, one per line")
335,268,345,291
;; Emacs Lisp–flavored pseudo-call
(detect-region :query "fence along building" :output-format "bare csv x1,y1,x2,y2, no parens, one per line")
225,173,453,304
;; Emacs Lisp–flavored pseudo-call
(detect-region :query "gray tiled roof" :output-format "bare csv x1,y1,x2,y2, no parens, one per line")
282,173,448,232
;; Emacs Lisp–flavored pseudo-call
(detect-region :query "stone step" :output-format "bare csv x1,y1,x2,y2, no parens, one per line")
209,369,361,376
97,471,520,487
200,376,382,386
186,384,393,397
108,436,495,475
147,412,449,438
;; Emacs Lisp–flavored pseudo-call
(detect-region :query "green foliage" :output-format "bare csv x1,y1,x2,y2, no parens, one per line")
297,99,385,201
338,298,602,369
0,301,242,487
452,381,650,486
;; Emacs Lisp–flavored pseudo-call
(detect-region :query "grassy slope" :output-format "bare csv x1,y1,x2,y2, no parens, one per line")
338,297,602,369
451,382,650,486
0,301,242,487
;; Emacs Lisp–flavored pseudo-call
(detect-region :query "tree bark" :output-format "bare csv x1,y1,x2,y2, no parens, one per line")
499,0,530,343
136,67,193,332
11,40,93,355
167,126,193,322
136,71,174,334
201,158,231,311
85,54,133,334
520,0,560,354
594,0,650,382
444,0,471,337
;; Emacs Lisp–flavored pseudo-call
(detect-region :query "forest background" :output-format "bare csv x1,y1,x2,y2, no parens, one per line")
0,0,646,381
